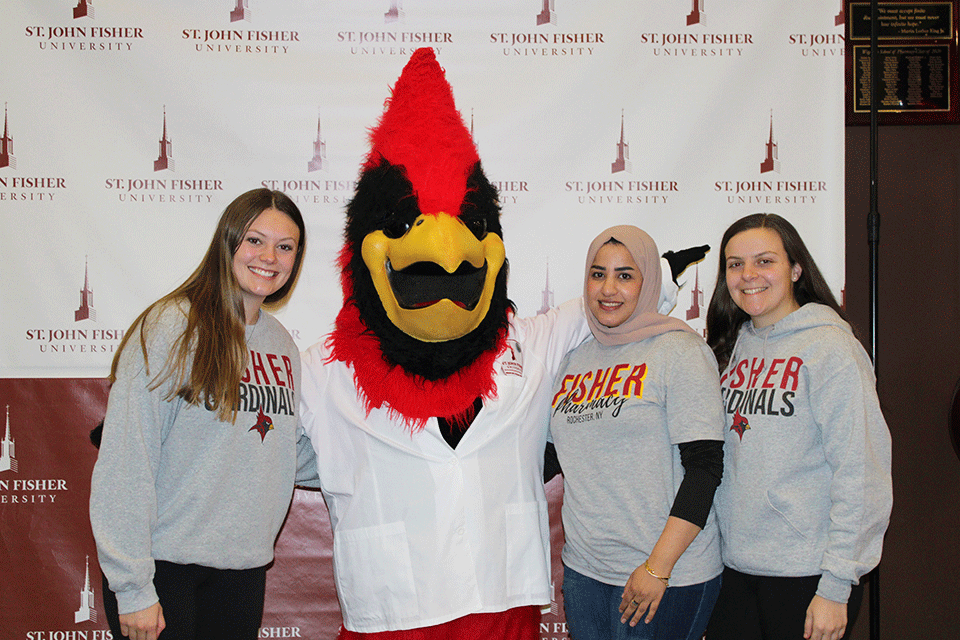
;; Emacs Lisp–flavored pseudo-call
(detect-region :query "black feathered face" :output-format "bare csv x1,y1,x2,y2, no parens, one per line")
343,158,513,379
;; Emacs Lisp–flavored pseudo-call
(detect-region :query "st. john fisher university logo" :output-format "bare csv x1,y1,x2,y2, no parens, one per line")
1,406,17,473
75,257,97,323
231,0,250,23
1,103,15,170
307,112,327,172
611,110,630,174
385,0,404,23
687,0,704,26
73,0,93,20
537,0,556,26
75,555,98,623
760,110,780,174
154,107,174,172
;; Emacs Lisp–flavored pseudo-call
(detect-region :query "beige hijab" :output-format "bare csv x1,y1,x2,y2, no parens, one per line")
584,225,696,346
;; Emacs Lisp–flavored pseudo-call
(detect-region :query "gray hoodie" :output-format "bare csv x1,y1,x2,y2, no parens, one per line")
714,303,892,603
90,302,306,615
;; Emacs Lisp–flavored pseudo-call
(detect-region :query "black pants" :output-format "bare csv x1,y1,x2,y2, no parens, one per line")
102,560,267,640
705,567,863,640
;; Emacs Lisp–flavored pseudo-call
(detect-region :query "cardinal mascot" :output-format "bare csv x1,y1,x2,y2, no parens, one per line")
299,47,703,640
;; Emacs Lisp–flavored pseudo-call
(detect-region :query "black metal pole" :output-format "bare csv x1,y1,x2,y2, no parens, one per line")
867,2,881,640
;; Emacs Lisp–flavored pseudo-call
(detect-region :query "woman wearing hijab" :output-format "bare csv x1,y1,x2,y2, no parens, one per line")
549,226,724,640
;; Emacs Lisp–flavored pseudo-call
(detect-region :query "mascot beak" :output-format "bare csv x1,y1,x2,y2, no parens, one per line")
362,211,506,342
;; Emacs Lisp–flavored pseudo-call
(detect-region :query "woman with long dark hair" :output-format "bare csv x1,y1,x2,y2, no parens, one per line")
704,213,892,640
90,188,310,640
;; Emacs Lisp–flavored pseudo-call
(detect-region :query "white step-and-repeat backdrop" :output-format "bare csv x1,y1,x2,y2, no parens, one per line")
1,1,845,638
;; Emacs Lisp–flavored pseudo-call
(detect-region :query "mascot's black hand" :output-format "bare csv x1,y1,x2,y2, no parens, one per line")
543,442,562,483
662,245,710,284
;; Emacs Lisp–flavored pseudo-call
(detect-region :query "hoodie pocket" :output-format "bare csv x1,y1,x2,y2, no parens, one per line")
765,487,816,541
767,479,830,545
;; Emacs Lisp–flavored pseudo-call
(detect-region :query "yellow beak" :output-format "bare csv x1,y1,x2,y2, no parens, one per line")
361,212,506,342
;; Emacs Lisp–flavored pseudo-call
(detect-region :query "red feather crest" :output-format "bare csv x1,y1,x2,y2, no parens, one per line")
365,47,479,218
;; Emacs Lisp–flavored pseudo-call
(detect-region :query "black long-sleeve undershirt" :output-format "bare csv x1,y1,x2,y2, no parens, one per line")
543,438,723,530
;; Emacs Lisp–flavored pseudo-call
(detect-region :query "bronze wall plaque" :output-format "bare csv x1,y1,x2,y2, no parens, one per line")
846,2,959,124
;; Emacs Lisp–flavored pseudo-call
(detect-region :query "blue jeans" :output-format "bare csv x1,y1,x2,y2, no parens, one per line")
562,564,721,640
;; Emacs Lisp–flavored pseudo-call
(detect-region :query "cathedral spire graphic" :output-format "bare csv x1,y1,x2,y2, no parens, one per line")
307,113,327,172
74,555,97,623
1,103,15,170
154,107,174,172
611,110,631,174
687,0,704,26
230,0,250,22
1,405,17,474
759,110,780,174
537,260,555,316
384,0,404,23
537,0,557,26
685,265,704,320
73,0,93,19
75,257,96,322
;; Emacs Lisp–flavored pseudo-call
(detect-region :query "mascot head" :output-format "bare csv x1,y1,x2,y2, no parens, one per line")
329,48,513,427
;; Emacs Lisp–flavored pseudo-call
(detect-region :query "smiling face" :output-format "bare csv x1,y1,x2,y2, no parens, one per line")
724,227,802,328
232,207,300,324
586,242,644,328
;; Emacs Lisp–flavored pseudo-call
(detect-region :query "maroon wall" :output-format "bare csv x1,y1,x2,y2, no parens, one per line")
845,124,960,639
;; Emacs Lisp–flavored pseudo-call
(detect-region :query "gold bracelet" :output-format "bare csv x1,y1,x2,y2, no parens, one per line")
643,560,670,587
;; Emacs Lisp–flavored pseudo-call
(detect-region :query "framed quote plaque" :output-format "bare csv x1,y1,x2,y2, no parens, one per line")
846,1,959,124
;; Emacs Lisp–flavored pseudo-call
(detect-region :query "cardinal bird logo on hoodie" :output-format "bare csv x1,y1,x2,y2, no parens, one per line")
249,408,275,442
731,409,750,440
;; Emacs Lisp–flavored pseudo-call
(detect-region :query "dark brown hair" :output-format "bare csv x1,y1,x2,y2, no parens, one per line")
705,213,844,371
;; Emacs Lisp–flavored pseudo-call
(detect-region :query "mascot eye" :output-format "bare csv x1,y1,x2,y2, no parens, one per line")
463,216,487,240
382,215,412,239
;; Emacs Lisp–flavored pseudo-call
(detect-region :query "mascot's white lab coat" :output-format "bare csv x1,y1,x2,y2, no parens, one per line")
299,299,589,633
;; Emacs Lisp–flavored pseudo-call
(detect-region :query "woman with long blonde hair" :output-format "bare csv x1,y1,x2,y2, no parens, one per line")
90,188,310,640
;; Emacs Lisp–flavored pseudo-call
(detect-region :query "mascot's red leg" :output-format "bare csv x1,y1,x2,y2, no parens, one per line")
338,605,541,640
